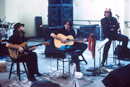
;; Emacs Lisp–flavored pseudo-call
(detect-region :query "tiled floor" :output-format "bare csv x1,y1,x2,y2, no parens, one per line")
0,38,130,87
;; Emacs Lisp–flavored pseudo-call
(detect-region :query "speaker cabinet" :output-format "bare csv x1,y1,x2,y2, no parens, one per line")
102,64,130,87
48,6,60,27
63,0,72,4
49,0,72,4
60,6,73,26
48,0,73,27
35,16,43,37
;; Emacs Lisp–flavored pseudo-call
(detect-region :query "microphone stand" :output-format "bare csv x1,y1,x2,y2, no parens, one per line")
116,15,122,66
98,38,109,74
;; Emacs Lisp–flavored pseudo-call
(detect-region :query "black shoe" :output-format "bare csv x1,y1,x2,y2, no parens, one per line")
29,77,37,82
36,72,42,76
100,63,104,67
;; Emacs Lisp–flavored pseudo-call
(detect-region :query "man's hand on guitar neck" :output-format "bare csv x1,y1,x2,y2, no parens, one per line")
28,46,36,51
82,38,87,42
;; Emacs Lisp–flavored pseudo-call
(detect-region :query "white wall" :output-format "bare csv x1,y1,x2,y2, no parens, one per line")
0,0,5,21
124,0,130,38
74,0,124,20
73,0,126,35
5,0,48,37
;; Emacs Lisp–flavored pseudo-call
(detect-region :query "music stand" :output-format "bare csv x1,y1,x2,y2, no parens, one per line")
97,38,109,74
97,38,109,63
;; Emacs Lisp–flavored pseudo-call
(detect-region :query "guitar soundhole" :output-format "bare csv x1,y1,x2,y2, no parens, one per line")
66,39,70,42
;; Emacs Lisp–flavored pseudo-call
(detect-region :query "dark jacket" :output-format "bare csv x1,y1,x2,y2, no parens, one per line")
101,17,119,39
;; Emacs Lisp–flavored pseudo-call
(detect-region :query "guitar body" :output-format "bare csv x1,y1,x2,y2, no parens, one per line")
8,42,27,59
8,41,50,59
54,33,74,48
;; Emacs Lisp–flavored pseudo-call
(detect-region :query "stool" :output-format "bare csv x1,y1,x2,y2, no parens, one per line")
45,44,70,76
8,59,28,81
57,50,88,75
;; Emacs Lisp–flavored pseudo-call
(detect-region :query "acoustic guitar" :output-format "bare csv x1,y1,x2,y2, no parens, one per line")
54,33,87,48
8,41,50,59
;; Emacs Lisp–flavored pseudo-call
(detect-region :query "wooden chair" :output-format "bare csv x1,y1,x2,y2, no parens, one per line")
8,58,28,81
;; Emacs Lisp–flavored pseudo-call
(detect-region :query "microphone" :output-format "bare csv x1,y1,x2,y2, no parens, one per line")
115,14,120,18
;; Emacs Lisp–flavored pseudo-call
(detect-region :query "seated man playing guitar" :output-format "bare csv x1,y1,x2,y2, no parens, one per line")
6,23,42,82
50,19,87,72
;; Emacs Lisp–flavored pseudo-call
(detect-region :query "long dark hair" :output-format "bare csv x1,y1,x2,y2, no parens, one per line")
64,18,73,28
13,29,25,36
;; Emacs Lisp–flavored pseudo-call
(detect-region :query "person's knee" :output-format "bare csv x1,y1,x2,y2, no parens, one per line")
83,43,88,49
122,36,129,43
85,44,88,48
126,36,129,41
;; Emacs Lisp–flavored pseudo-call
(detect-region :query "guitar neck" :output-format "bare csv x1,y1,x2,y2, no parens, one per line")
23,42,50,51
67,38,84,42
24,44,42,51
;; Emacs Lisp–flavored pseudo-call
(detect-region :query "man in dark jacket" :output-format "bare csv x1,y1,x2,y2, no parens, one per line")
50,19,87,72
6,23,42,82
101,8,129,66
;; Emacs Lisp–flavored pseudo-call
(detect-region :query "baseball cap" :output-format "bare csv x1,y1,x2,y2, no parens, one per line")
14,23,24,30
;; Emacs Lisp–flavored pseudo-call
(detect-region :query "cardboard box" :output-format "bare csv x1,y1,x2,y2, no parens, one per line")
0,66,7,72
0,60,7,72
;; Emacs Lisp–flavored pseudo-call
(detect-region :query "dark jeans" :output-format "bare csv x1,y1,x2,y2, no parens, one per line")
71,43,87,71
14,52,39,78
102,34,129,65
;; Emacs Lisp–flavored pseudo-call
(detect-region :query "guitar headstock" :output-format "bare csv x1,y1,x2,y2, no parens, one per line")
83,38,88,42
42,42,50,46
79,38,88,42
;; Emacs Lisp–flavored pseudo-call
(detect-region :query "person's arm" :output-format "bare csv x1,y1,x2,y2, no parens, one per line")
109,18,120,32
101,18,114,37
113,17,120,30
50,33,66,43
101,19,113,30
6,43,24,53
